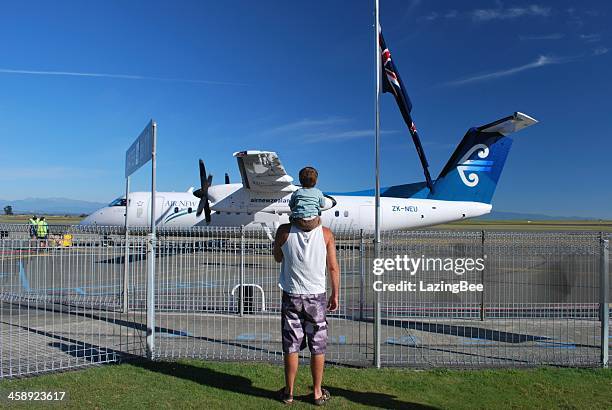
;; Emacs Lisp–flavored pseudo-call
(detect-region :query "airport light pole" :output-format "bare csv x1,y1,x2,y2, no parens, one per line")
373,0,382,369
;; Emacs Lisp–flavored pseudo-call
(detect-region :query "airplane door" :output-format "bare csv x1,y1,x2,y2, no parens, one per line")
135,199,145,222
147,196,166,226
359,205,376,233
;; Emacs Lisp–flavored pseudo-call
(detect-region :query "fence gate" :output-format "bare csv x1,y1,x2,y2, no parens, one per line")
0,226,146,378
152,228,373,366
375,231,607,367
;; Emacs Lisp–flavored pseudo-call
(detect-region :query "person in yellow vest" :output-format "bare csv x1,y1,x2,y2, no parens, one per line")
28,215,38,239
36,216,49,242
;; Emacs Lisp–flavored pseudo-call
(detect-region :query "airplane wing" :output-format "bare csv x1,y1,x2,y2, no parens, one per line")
233,150,296,192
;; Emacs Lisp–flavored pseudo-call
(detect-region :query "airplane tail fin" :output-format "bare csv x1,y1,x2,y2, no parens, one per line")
428,112,537,204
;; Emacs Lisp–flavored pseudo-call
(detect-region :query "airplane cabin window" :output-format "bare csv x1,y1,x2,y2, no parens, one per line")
187,207,193,213
174,207,179,213
109,198,127,207
335,211,340,217
344,211,349,217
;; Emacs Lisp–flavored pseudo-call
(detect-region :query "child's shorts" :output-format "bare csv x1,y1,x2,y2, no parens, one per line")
290,216,321,231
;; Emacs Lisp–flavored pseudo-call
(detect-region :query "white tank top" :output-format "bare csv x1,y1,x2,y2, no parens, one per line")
279,224,327,295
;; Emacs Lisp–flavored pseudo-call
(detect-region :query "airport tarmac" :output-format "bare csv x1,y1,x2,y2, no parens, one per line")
1,232,607,311
1,304,605,377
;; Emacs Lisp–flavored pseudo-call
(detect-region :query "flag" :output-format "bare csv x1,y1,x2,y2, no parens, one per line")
379,28,434,191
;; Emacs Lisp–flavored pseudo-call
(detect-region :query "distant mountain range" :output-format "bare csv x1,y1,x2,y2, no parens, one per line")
0,197,604,220
0,197,106,215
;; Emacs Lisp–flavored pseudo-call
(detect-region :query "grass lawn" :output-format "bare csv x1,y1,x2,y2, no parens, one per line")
0,215,83,225
433,219,612,232
0,360,611,409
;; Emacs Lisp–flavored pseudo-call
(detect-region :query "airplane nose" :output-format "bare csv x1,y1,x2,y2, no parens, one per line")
80,209,103,225
79,214,95,225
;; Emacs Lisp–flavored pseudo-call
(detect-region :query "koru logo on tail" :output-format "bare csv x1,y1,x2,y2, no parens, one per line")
457,144,492,187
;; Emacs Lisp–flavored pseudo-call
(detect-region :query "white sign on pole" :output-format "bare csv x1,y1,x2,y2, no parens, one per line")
123,119,158,358
125,120,154,178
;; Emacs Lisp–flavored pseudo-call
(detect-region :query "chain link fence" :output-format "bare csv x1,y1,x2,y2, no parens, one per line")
0,225,146,377
0,224,609,377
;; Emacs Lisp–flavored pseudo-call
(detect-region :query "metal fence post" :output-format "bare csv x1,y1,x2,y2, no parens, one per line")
239,225,245,317
359,229,365,322
601,237,609,368
146,120,157,359
146,233,156,359
122,176,130,314
480,230,486,321
373,237,381,368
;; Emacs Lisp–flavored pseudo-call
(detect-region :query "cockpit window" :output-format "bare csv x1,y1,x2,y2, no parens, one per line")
109,198,127,207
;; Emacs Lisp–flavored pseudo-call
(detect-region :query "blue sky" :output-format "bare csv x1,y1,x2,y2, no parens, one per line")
0,0,610,218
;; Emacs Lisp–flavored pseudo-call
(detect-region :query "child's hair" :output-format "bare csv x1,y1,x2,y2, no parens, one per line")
299,167,318,188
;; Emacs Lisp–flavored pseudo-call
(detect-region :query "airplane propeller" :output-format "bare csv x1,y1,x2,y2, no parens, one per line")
193,159,213,223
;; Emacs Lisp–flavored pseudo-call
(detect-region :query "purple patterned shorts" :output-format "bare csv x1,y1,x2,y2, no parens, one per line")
281,292,328,355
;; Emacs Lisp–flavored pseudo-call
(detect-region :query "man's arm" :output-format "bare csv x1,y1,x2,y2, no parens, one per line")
273,224,291,263
323,227,340,311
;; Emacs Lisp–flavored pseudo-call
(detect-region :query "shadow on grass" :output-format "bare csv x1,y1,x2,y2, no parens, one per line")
131,360,436,409
306,386,436,409
132,360,274,400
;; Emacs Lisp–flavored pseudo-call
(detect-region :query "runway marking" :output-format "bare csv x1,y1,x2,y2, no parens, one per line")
329,335,347,345
385,335,419,346
0,253,54,262
159,329,192,338
175,281,216,289
535,340,576,349
9,279,219,297
462,337,496,345
18,261,30,291
236,333,270,342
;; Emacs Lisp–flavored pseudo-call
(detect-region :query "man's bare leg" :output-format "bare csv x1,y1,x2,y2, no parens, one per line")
284,352,299,395
310,353,325,398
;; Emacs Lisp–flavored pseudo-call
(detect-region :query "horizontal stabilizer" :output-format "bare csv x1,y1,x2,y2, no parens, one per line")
477,112,537,135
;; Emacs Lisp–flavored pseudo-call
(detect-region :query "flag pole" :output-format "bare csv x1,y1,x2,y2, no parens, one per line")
373,0,382,369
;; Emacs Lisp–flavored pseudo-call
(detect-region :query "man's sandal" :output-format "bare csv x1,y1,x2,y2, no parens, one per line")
277,387,293,404
313,388,331,406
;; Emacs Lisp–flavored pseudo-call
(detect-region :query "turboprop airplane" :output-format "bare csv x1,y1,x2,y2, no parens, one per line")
81,112,537,233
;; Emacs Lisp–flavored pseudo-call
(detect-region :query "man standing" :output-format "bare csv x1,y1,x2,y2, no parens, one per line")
36,216,49,244
273,219,340,405
28,215,38,239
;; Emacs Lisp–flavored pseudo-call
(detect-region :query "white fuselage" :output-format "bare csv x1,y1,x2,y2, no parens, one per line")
81,183,492,232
